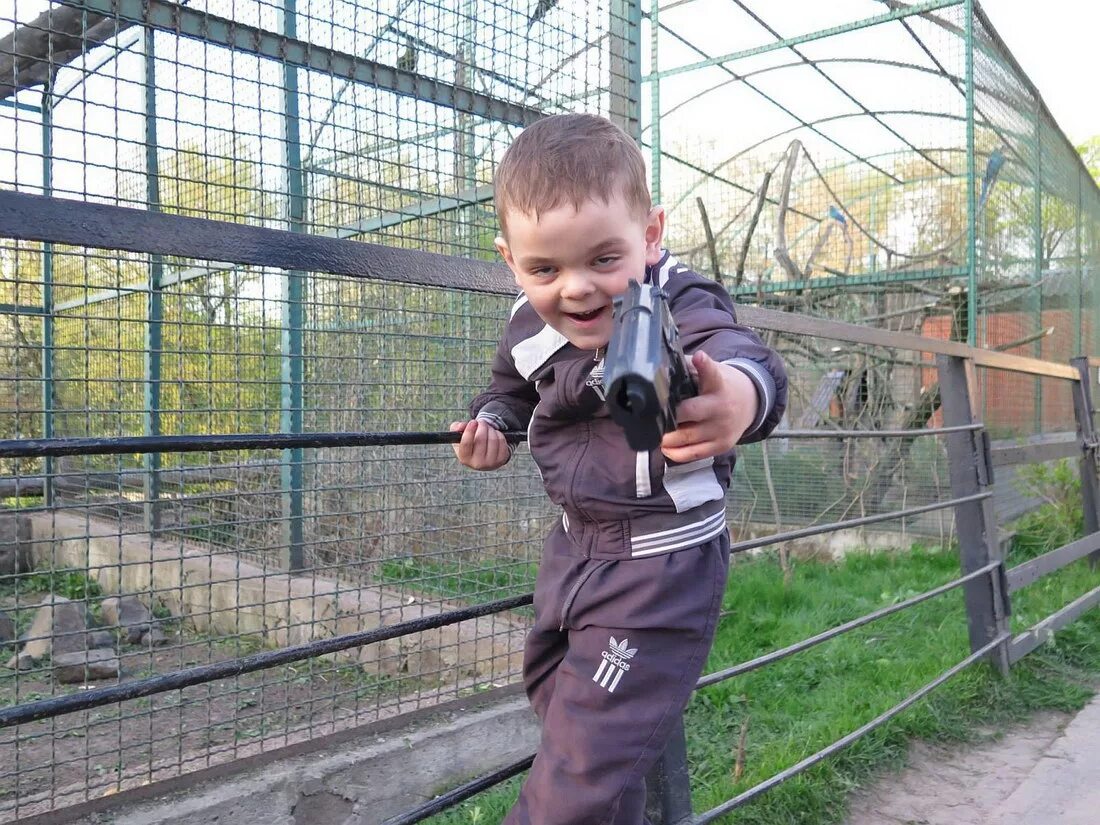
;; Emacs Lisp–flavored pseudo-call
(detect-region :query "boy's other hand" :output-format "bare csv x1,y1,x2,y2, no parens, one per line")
661,351,758,463
450,419,512,470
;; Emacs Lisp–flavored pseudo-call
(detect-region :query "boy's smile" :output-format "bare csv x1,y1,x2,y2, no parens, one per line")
496,196,666,351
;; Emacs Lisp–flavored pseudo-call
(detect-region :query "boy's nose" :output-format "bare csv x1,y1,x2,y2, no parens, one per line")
559,270,595,299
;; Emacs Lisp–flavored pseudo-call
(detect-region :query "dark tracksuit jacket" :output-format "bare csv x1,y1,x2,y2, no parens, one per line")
470,251,787,825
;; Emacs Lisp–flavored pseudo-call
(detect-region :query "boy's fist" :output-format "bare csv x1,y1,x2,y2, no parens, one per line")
450,419,512,471
660,350,758,463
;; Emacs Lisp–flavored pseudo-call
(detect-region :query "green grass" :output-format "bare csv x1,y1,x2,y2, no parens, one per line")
0,495,41,509
420,519,1100,823
379,555,537,607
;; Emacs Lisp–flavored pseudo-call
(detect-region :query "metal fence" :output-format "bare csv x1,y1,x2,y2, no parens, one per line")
365,302,1099,825
0,260,1097,821
649,0,1100,365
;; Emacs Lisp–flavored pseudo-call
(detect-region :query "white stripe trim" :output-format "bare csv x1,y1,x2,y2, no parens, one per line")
635,451,652,498
607,667,625,692
631,509,726,548
475,411,506,430
724,357,774,435
512,324,569,380
657,255,675,287
593,659,608,684
631,513,728,557
509,294,529,319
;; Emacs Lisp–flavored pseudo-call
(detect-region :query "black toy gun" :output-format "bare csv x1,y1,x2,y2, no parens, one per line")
604,279,698,451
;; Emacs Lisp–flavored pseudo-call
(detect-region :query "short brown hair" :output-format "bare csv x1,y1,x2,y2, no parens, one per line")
493,113,651,233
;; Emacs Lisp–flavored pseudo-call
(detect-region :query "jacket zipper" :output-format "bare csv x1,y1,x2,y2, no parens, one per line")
562,420,594,535
558,347,610,632
559,559,611,631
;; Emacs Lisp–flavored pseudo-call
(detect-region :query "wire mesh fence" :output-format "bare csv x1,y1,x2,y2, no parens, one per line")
1,0,1098,820
650,1,1100,389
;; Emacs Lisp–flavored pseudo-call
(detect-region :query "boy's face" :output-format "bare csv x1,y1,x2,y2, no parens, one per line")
495,196,666,351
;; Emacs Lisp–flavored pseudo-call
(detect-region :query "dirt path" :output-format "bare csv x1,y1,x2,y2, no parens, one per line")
844,710,1072,825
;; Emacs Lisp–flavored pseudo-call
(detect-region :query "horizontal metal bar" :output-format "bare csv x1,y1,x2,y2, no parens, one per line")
774,424,981,440
0,302,47,316
1007,532,1100,593
54,184,498,312
59,0,543,127
0,191,1082,383
0,430,527,459
0,190,517,295
0,592,533,728
0,98,41,114
733,266,967,296
1008,584,1100,663
728,493,990,554
648,0,962,81
735,305,1081,380
337,184,496,238
693,632,1010,823
698,561,1000,689
990,435,1079,468
380,755,536,825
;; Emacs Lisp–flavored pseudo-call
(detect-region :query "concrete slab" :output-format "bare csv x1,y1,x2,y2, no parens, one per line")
990,694,1100,825
65,693,538,825
27,511,526,683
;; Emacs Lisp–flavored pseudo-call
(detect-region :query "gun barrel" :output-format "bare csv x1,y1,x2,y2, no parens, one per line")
604,280,691,452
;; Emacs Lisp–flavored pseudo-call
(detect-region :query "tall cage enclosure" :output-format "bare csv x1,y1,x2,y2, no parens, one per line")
1,0,1098,819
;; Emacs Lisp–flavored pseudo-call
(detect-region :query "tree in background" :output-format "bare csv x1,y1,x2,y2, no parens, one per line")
1079,136,1100,184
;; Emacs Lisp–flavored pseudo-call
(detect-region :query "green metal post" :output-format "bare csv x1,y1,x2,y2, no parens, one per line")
869,191,877,272
628,0,642,143
143,28,164,532
649,0,661,202
963,0,977,347
458,0,476,251
609,0,642,143
282,0,306,572
40,94,54,508
1032,103,1043,432
1076,165,1084,359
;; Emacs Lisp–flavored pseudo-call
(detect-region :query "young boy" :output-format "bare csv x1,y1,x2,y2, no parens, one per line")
450,113,787,824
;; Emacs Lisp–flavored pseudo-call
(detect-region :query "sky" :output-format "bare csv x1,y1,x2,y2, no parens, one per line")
980,1,1100,145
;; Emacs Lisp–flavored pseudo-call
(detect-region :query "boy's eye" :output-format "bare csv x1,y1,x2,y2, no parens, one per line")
593,255,619,267
531,266,555,276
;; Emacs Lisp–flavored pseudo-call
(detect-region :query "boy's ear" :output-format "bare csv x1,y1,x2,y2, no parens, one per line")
495,236,522,287
644,206,666,266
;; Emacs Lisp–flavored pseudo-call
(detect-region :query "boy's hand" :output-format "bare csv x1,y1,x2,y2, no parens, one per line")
450,419,512,470
661,351,758,463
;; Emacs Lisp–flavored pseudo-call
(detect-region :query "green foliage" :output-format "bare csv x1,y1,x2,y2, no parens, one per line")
0,496,40,509
1010,459,1083,561
379,556,537,604
1078,136,1100,185
0,570,102,603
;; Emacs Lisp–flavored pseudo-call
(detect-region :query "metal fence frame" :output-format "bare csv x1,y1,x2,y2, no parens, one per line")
0,201,1097,821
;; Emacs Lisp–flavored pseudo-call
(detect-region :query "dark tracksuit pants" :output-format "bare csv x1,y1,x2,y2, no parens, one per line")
502,522,731,825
